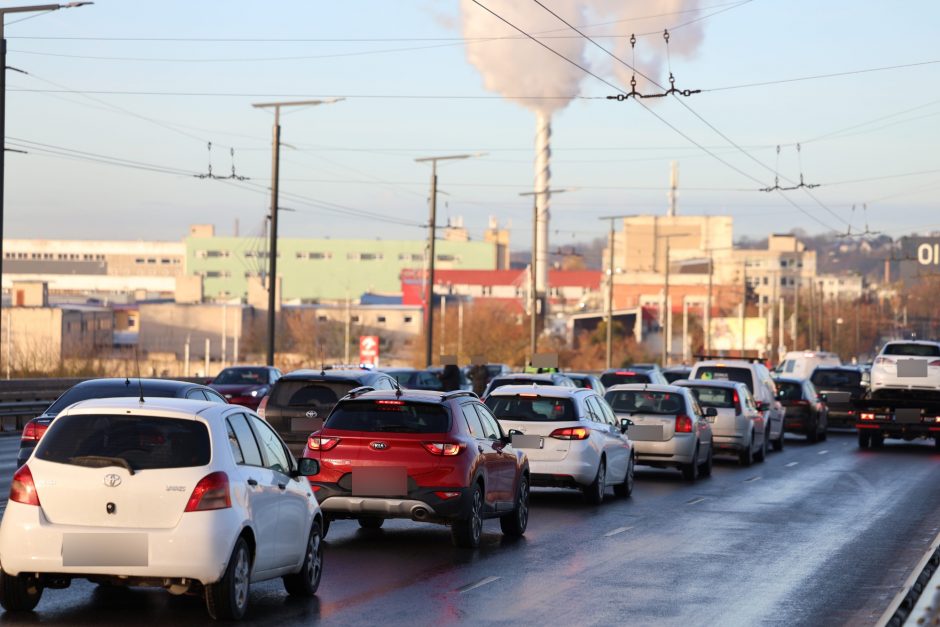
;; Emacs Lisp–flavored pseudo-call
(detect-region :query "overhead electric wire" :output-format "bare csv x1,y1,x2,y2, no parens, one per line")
705,59,940,93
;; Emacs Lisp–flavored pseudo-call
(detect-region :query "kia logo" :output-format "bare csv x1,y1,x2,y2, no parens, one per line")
370,441,388,450
103,474,122,488
305,410,318,418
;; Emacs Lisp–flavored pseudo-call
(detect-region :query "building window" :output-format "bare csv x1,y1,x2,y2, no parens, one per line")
377,316,386,324
128,318,136,328
205,271,232,279
361,253,382,261
351,315,360,323
404,316,413,323
436,254,457,262
317,315,328,322
398,253,424,262
297,252,332,260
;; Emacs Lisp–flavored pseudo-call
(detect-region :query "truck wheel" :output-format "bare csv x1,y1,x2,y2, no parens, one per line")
858,431,871,449
871,433,885,448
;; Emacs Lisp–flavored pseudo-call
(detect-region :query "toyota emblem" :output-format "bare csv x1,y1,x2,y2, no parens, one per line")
103,474,122,488
370,441,388,450
305,410,318,419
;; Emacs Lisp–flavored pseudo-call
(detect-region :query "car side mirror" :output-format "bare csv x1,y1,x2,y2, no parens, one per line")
705,407,718,417
503,428,523,445
619,417,633,433
296,458,320,477
819,393,828,403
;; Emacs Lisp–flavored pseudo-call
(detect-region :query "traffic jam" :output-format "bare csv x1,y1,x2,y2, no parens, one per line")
2,341,939,620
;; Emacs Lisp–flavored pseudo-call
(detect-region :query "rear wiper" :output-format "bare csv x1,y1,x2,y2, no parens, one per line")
68,455,136,475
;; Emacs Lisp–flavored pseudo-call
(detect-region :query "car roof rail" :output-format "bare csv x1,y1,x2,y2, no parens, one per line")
341,385,375,400
443,390,478,400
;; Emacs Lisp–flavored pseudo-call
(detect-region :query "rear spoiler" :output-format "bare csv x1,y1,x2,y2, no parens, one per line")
693,354,765,364
341,386,375,400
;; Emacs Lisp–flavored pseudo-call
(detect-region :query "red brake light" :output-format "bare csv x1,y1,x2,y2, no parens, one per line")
616,371,636,376
10,465,40,507
257,395,269,418
307,435,340,451
184,471,231,512
860,412,875,421
675,415,694,433
422,442,463,456
793,399,810,406
21,421,49,443
584,383,593,389
732,390,740,405
376,400,405,405
549,427,590,440
434,490,461,500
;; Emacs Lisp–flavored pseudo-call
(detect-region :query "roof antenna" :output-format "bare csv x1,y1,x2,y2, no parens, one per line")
393,376,403,398
318,341,325,376
134,346,145,404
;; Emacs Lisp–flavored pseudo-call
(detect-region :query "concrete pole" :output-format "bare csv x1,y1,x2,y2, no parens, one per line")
739,260,747,356
682,296,689,363
440,296,446,355
221,303,227,369
233,332,239,365
779,297,786,357
184,336,191,378
606,220,615,369
705,254,712,354
457,299,464,360
662,238,670,367
792,279,799,348
5,314,10,380
344,295,351,364
204,338,210,378
425,161,438,367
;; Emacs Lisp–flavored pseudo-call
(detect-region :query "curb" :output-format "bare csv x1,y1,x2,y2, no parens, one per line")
877,526,940,626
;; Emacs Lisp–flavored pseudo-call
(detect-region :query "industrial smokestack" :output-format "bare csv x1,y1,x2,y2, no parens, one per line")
668,161,678,217
535,111,551,296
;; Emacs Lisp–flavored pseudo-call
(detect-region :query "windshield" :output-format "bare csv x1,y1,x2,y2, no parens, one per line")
326,400,450,433
600,372,652,387
811,369,861,388
213,368,269,385
686,386,737,409
604,390,687,415
883,343,940,357
694,367,753,392
36,414,210,470
46,381,187,416
485,396,576,421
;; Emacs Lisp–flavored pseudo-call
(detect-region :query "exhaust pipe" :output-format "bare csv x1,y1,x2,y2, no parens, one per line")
412,507,429,521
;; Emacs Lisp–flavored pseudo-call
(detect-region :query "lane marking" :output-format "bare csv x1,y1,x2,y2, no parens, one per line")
818,449,829,455
686,497,706,505
786,462,799,467
457,576,501,593
744,476,761,483
604,526,633,537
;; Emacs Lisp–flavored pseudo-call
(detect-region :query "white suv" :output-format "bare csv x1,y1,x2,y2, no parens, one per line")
0,397,325,620
870,340,940,396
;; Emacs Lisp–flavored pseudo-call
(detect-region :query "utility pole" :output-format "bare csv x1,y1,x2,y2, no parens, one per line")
657,232,690,367
416,153,483,367
252,98,343,367
0,2,91,338
705,253,713,354
598,215,634,368
523,187,573,360
343,294,351,364
740,259,747,357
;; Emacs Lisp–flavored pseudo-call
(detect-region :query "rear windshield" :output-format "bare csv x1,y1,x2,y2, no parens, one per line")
272,381,356,408
213,368,269,385
776,381,803,401
35,415,210,470
604,390,687,415
490,377,545,391
326,400,450,433
883,343,940,357
663,370,690,384
685,386,736,409
46,382,186,416
811,369,861,388
600,372,652,387
694,367,753,392
485,396,576,422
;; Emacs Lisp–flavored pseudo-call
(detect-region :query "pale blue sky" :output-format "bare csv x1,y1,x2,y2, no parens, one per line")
4,0,939,249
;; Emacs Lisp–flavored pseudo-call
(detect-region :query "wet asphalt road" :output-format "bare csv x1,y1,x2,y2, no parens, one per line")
0,432,938,626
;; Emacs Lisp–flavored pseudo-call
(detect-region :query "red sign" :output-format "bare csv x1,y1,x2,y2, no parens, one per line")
359,335,380,365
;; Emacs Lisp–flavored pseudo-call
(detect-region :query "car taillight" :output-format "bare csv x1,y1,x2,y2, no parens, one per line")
257,395,269,418
732,390,740,405
434,490,461,500
21,420,49,443
307,435,340,451
930,360,940,367
874,357,893,365
10,465,40,507
549,427,590,440
860,412,875,421
675,415,694,433
184,471,231,512
376,400,404,405
422,442,463,456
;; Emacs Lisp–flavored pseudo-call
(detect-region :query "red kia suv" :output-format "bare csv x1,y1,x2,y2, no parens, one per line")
304,389,530,548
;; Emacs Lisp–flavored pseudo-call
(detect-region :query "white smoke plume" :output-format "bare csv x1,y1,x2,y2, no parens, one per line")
459,0,706,112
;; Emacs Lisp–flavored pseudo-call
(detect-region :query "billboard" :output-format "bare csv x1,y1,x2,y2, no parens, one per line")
359,335,380,366
709,317,769,353
899,237,940,280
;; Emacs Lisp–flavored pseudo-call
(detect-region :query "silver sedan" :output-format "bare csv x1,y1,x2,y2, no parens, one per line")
604,384,714,482
676,379,767,466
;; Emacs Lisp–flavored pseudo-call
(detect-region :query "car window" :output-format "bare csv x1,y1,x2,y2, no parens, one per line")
461,404,486,438
694,366,753,391
811,369,861,388
585,397,605,424
598,397,618,425
485,396,577,422
604,390,685,415
186,389,209,401
327,400,451,433
687,385,736,409
776,381,802,401
251,416,291,474
225,419,244,464
214,368,269,385
883,343,940,357
205,389,227,404
744,388,758,411
228,413,264,467
600,372,652,387
688,394,703,416
474,404,502,440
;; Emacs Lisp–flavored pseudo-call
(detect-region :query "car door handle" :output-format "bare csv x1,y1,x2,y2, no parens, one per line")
247,478,258,487
277,482,287,490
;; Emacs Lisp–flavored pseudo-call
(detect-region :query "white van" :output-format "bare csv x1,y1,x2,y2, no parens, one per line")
776,351,841,379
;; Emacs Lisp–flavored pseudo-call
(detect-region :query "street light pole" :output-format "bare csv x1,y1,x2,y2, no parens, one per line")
598,214,633,369
251,98,343,366
416,153,483,367
1,2,91,329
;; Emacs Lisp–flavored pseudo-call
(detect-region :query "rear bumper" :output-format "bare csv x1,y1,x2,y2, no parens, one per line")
633,436,696,467
857,422,940,439
712,434,746,452
528,458,597,487
314,484,470,522
0,502,238,584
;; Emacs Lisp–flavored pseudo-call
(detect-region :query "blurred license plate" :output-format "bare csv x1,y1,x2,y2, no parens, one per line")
898,359,928,377
895,408,922,424
511,434,544,449
62,533,148,567
352,467,407,497
629,424,664,441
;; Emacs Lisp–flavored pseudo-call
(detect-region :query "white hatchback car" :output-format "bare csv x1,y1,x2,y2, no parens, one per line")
0,397,325,620
870,340,940,396
484,386,634,505
605,384,714,481
675,380,767,466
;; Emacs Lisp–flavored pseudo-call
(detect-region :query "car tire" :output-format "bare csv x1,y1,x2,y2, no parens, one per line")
0,570,43,612
499,474,529,537
772,424,785,452
739,432,754,467
584,458,606,505
358,517,384,530
321,515,332,539
807,418,820,443
872,433,885,448
205,537,251,620
935,437,940,450
681,445,699,482
699,445,713,477
858,431,871,449
613,455,635,498
452,483,484,549
754,428,768,463
283,522,324,597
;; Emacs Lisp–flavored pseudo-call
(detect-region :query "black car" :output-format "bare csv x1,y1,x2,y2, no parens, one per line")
662,366,692,384
810,366,866,427
775,376,829,442
17,378,228,467
599,368,668,388
260,368,399,455
482,372,576,398
380,368,444,391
